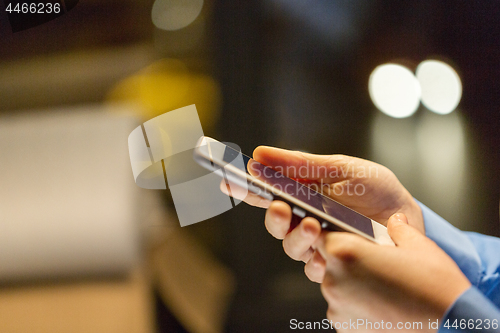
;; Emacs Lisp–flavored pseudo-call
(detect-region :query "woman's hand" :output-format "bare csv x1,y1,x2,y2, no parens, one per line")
316,213,470,332
251,146,423,232
222,146,425,283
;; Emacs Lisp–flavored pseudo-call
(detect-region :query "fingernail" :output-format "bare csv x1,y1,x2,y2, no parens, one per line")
392,213,408,224
302,224,315,236
271,210,287,224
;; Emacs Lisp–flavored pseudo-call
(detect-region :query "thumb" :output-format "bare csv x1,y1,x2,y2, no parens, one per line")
387,213,422,247
252,146,355,182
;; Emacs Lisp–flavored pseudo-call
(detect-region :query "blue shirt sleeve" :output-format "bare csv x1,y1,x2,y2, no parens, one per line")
417,201,500,332
438,287,499,333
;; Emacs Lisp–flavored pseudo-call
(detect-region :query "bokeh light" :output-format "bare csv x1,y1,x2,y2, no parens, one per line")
369,64,421,118
416,111,467,225
152,0,204,31
416,60,462,115
370,112,418,182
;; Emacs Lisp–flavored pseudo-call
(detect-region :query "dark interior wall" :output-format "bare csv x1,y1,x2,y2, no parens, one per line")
212,1,500,331
0,1,498,331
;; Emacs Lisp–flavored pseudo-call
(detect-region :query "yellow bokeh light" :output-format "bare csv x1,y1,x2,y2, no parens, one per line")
107,58,221,131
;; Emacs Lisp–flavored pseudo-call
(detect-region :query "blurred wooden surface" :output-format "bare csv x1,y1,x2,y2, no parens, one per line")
0,269,155,333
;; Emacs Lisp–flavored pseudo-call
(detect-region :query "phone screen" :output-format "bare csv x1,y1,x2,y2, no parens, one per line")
220,145,374,237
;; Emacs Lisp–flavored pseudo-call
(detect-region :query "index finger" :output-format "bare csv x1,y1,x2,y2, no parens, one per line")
314,231,373,264
219,179,271,209
253,146,354,183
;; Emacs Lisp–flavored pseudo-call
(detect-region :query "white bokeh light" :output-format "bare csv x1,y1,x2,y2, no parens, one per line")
152,0,204,31
416,111,467,226
369,64,421,118
416,60,462,115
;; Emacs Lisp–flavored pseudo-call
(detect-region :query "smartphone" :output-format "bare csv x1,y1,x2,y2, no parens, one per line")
193,136,394,245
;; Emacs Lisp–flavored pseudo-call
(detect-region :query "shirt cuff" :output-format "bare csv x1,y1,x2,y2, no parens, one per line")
416,200,482,286
438,286,500,332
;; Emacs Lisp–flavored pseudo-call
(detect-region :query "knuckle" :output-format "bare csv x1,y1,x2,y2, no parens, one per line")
304,263,321,283
299,248,313,263
264,220,285,240
326,154,348,167
309,254,324,269
320,274,337,301
304,266,313,281
326,307,336,321
391,221,407,232
325,233,361,262
264,213,288,240
332,180,347,193
282,240,301,261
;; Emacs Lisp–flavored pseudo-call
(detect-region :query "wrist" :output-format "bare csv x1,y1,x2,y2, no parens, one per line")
401,195,425,234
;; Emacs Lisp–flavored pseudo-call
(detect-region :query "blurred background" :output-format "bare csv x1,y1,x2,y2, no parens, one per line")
0,0,499,332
